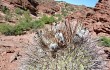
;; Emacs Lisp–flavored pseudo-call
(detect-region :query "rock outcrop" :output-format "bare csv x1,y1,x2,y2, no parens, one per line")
2,0,60,15
83,0,110,36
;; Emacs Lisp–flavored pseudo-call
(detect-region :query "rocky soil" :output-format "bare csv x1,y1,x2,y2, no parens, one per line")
0,33,35,70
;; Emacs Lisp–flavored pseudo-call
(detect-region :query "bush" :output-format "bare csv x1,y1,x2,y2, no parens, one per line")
0,24,14,35
0,20,45,35
23,10,32,22
15,8,24,15
13,27,23,35
0,15,56,35
1,6,9,14
61,8,68,16
100,36,110,47
19,22,104,70
5,12,12,22
48,16,56,23
10,10,33,35
55,14,62,21
1,6,12,22
31,20,45,29
40,15,56,24
0,20,32,35
0,24,22,36
13,22,31,35
39,15,49,24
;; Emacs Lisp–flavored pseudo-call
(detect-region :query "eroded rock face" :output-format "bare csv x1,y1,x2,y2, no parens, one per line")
83,0,110,37
66,0,110,37
6,0,59,15
9,0,39,15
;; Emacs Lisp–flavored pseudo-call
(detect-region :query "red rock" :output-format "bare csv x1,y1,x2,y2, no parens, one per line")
82,0,110,37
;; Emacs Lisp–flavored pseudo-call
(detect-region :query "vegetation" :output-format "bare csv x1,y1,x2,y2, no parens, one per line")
40,15,56,24
15,8,24,15
0,1,107,70
100,36,110,47
61,4,74,17
55,14,63,21
0,6,12,22
1,6,9,14
21,43,94,70
61,8,68,16
20,22,101,70
5,11,12,22
0,24,14,35
0,14,56,35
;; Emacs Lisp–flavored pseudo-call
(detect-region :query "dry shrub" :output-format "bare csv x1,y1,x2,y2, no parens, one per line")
19,19,107,70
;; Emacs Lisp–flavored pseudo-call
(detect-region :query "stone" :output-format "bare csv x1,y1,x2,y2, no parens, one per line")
10,52,19,63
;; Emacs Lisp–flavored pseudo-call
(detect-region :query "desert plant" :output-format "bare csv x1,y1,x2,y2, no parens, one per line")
100,36,110,47
0,14,56,35
0,24,14,35
31,20,45,29
1,6,13,22
55,14,62,21
15,8,24,15
13,22,30,35
1,6,9,14
61,8,68,16
5,12,12,22
19,20,106,70
28,15,55,29
0,15,32,35
23,10,32,22
0,23,24,36
48,16,56,23
40,15,56,24
40,15,49,24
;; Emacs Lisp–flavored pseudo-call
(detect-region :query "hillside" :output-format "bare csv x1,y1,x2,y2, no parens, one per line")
0,0,110,70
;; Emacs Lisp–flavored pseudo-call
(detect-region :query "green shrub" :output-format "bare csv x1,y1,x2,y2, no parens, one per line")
19,20,31,30
61,8,68,16
13,25,24,35
15,23,30,32
15,8,24,15
100,36,110,47
29,15,55,29
0,24,14,35
0,20,31,35
0,15,56,35
40,15,50,24
1,6,9,14
55,14,62,21
31,20,45,29
48,16,56,23
13,18,33,35
40,15,56,24
0,21,44,35
0,24,22,36
5,12,12,22
23,10,32,23
2,6,12,22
